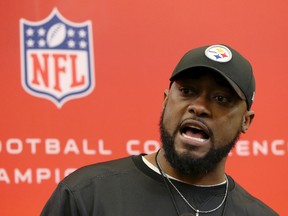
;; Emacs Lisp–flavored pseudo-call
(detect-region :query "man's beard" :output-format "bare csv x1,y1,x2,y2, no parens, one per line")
159,112,241,176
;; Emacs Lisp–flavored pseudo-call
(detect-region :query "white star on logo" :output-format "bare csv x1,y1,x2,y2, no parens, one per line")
67,28,75,37
78,29,87,38
67,39,76,48
26,28,34,36
38,39,46,47
79,40,87,48
38,27,46,37
26,39,35,47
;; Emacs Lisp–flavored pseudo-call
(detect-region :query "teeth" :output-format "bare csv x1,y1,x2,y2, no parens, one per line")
182,133,206,142
191,126,201,130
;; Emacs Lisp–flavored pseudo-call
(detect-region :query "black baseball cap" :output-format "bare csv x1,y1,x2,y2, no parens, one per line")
170,44,255,110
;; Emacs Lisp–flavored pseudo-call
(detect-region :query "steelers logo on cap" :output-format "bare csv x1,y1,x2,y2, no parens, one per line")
205,45,232,63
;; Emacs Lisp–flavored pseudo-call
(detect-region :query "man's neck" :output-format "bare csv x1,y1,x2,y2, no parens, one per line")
144,150,227,186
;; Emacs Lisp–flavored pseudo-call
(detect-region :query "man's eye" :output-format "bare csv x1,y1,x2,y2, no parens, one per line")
180,87,193,95
215,95,229,103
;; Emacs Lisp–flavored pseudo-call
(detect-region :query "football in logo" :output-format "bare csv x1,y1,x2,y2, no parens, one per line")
20,8,95,108
46,23,67,48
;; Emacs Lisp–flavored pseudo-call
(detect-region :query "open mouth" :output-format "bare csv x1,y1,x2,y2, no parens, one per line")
180,125,210,143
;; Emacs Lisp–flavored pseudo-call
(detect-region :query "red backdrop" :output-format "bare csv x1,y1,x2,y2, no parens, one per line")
0,0,287,215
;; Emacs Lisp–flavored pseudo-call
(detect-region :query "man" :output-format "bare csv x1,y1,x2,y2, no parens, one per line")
41,44,278,216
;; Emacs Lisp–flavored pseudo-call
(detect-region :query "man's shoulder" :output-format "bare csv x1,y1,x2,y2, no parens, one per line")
61,155,137,191
228,177,278,215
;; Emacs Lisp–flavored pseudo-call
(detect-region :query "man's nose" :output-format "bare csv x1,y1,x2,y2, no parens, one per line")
187,94,211,117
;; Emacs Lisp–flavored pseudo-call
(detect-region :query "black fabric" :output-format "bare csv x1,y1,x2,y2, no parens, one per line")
41,155,278,216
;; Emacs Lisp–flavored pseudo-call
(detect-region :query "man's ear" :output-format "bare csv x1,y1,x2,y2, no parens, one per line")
163,89,169,110
241,110,255,133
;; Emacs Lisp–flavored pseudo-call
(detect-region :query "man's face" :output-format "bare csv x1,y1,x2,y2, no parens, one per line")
160,70,254,175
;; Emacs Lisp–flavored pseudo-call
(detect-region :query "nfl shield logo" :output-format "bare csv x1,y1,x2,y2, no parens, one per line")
20,8,95,108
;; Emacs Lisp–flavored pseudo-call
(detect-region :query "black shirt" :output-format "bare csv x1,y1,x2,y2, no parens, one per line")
41,155,278,216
